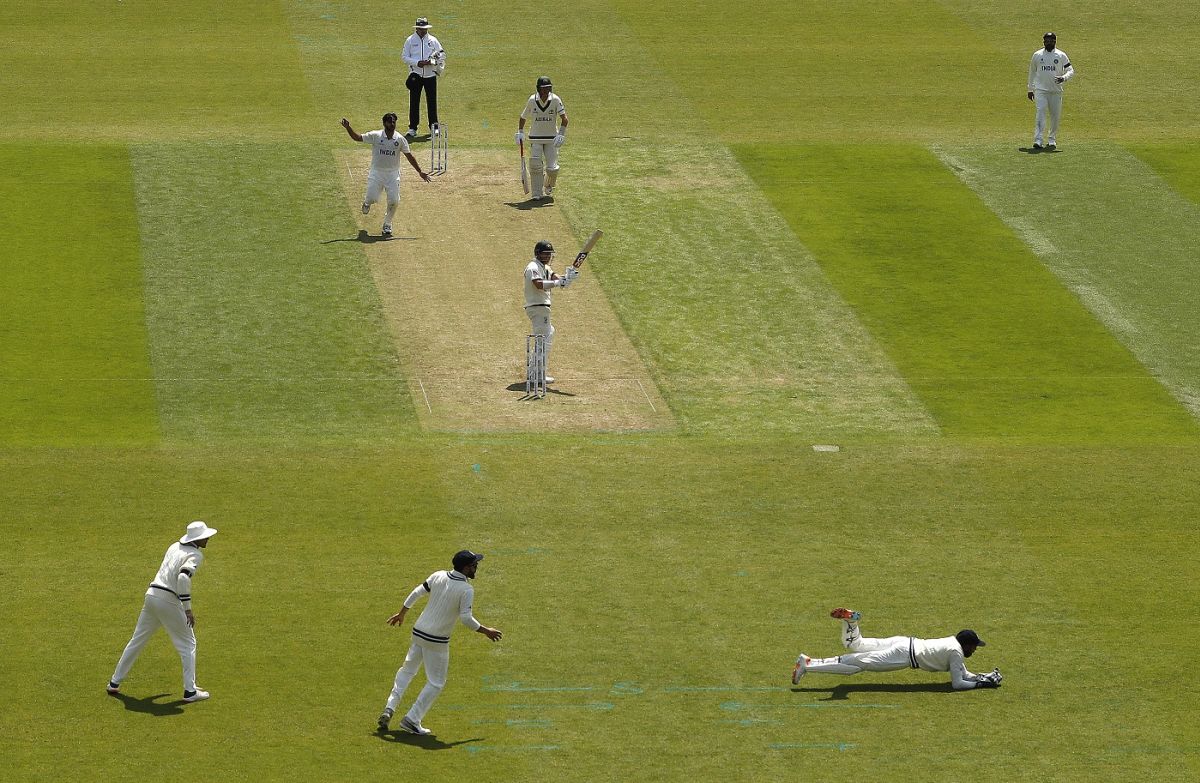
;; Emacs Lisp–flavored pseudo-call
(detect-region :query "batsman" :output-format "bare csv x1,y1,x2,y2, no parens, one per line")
523,239,576,386
516,76,568,201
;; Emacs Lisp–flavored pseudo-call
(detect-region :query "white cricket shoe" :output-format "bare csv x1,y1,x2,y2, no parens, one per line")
399,716,432,735
544,376,555,384
405,128,417,138
106,681,120,695
182,689,210,703
792,655,809,685
381,225,393,236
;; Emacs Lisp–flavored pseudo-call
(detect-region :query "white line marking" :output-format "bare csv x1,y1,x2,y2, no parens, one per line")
635,379,656,413
417,378,433,414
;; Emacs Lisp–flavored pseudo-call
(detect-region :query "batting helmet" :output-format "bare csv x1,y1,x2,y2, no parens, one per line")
536,76,552,89
534,240,554,256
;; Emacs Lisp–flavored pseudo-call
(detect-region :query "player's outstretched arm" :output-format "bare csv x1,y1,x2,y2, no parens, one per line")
404,152,431,182
476,625,503,642
341,118,363,142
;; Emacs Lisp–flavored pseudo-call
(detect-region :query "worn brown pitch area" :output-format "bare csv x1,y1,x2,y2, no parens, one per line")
334,147,673,432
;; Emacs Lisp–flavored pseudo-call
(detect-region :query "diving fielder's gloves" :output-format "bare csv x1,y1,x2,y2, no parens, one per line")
974,669,1003,688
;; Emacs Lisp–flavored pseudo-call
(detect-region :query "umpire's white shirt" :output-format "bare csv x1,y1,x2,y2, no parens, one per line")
405,570,480,643
361,130,410,174
403,33,443,78
147,542,204,610
1028,48,1073,92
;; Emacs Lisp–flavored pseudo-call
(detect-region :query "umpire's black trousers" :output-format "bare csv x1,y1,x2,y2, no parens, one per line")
406,73,438,131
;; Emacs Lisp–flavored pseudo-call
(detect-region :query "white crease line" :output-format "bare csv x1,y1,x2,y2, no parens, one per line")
417,378,433,414
635,379,657,413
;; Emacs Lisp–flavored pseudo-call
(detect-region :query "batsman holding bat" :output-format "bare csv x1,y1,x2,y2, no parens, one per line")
516,76,568,201
521,231,602,388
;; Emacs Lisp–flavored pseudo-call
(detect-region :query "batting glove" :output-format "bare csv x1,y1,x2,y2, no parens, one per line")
565,267,579,282
559,275,573,288
553,134,565,147
515,131,525,144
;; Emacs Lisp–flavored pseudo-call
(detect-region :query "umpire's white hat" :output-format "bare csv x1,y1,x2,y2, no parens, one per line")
180,520,218,544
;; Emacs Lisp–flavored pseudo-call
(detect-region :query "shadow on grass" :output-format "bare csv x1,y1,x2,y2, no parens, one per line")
108,692,186,716
1019,146,1061,154
504,198,554,211
320,230,418,245
795,682,955,700
505,382,577,398
374,729,483,750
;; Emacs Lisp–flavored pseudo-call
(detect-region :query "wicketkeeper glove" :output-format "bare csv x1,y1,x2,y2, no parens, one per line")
974,669,1003,688
515,131,525,144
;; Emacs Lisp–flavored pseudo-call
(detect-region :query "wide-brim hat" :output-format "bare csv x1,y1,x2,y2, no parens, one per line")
181,520,218,544
415,17,432,29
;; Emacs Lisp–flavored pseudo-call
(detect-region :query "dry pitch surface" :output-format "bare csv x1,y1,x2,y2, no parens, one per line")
337,147,672,432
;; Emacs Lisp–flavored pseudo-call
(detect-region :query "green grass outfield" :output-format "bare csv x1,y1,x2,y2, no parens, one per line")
1,2,1199,781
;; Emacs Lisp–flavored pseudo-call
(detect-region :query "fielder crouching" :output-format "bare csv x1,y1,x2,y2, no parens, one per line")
792,608,1003,690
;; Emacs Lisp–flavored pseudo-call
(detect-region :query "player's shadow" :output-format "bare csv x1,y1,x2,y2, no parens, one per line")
504,198,555,211
1019,146,1060,154
795,682,955,701
506,382,577,398
319,230,418,245
374,729,482,750
108,692,186,716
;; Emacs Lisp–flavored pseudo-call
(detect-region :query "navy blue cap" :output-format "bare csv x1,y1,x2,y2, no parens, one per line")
453,550,484,570
956,629,986,647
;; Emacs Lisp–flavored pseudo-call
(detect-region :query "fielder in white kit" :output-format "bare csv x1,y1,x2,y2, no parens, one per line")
1027,32,1074,150
516,76,568,201
106,520,218,703
792,608,1003,690
523,239,577,386
377,550,502,735
341,113,431,236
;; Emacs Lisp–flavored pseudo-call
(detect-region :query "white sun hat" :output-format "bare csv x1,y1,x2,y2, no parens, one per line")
180,520,218,544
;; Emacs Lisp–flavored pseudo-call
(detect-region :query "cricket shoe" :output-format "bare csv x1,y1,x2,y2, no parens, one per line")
377,708,394,732
405,128,417,138
362,203,371,215
381,225,393,236
182,689,210,703
792,654,809,685
544,376,555,384
106,681,120,695
399,716,432,735
829,608,861,623
1048,143,1057,151
1033,143,1043,150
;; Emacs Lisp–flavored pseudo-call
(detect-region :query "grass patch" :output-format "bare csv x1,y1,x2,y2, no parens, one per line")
1127,143,1200,203
2,440,1198,781
0,143,158,444
941,142,1200,420
734,143,1197,440
131,142,414,443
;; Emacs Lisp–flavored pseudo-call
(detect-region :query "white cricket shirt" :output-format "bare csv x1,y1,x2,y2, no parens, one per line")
404,569,481,644
1028,48,1073,92
524,258,553,307
912,635,978,689
361,130,410,174
146,541,204,609
520,93,566,141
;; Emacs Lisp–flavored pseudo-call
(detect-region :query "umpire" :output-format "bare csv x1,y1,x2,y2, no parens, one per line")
402,17,444,138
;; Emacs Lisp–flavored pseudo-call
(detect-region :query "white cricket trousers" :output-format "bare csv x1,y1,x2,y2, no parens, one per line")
527,140,559,197
364,170,401,206
386,636,449,724
111,591,198,692
805,620,911,675
1033,91,1063,146
526,305,555,370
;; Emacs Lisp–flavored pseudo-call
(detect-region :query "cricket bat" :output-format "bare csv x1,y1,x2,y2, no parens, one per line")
519,140,530,194
572,229,604,269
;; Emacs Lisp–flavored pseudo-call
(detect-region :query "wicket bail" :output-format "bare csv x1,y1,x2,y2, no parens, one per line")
525,334,546,398
431,123,448,175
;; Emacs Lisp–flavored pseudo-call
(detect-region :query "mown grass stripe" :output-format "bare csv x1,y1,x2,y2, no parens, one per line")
0,143,158,444
942,143,1200,423
130,142,414,443
734,143,1197,440
1126,143,1200,204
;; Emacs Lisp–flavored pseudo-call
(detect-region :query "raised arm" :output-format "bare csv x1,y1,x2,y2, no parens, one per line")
341,118,363,143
